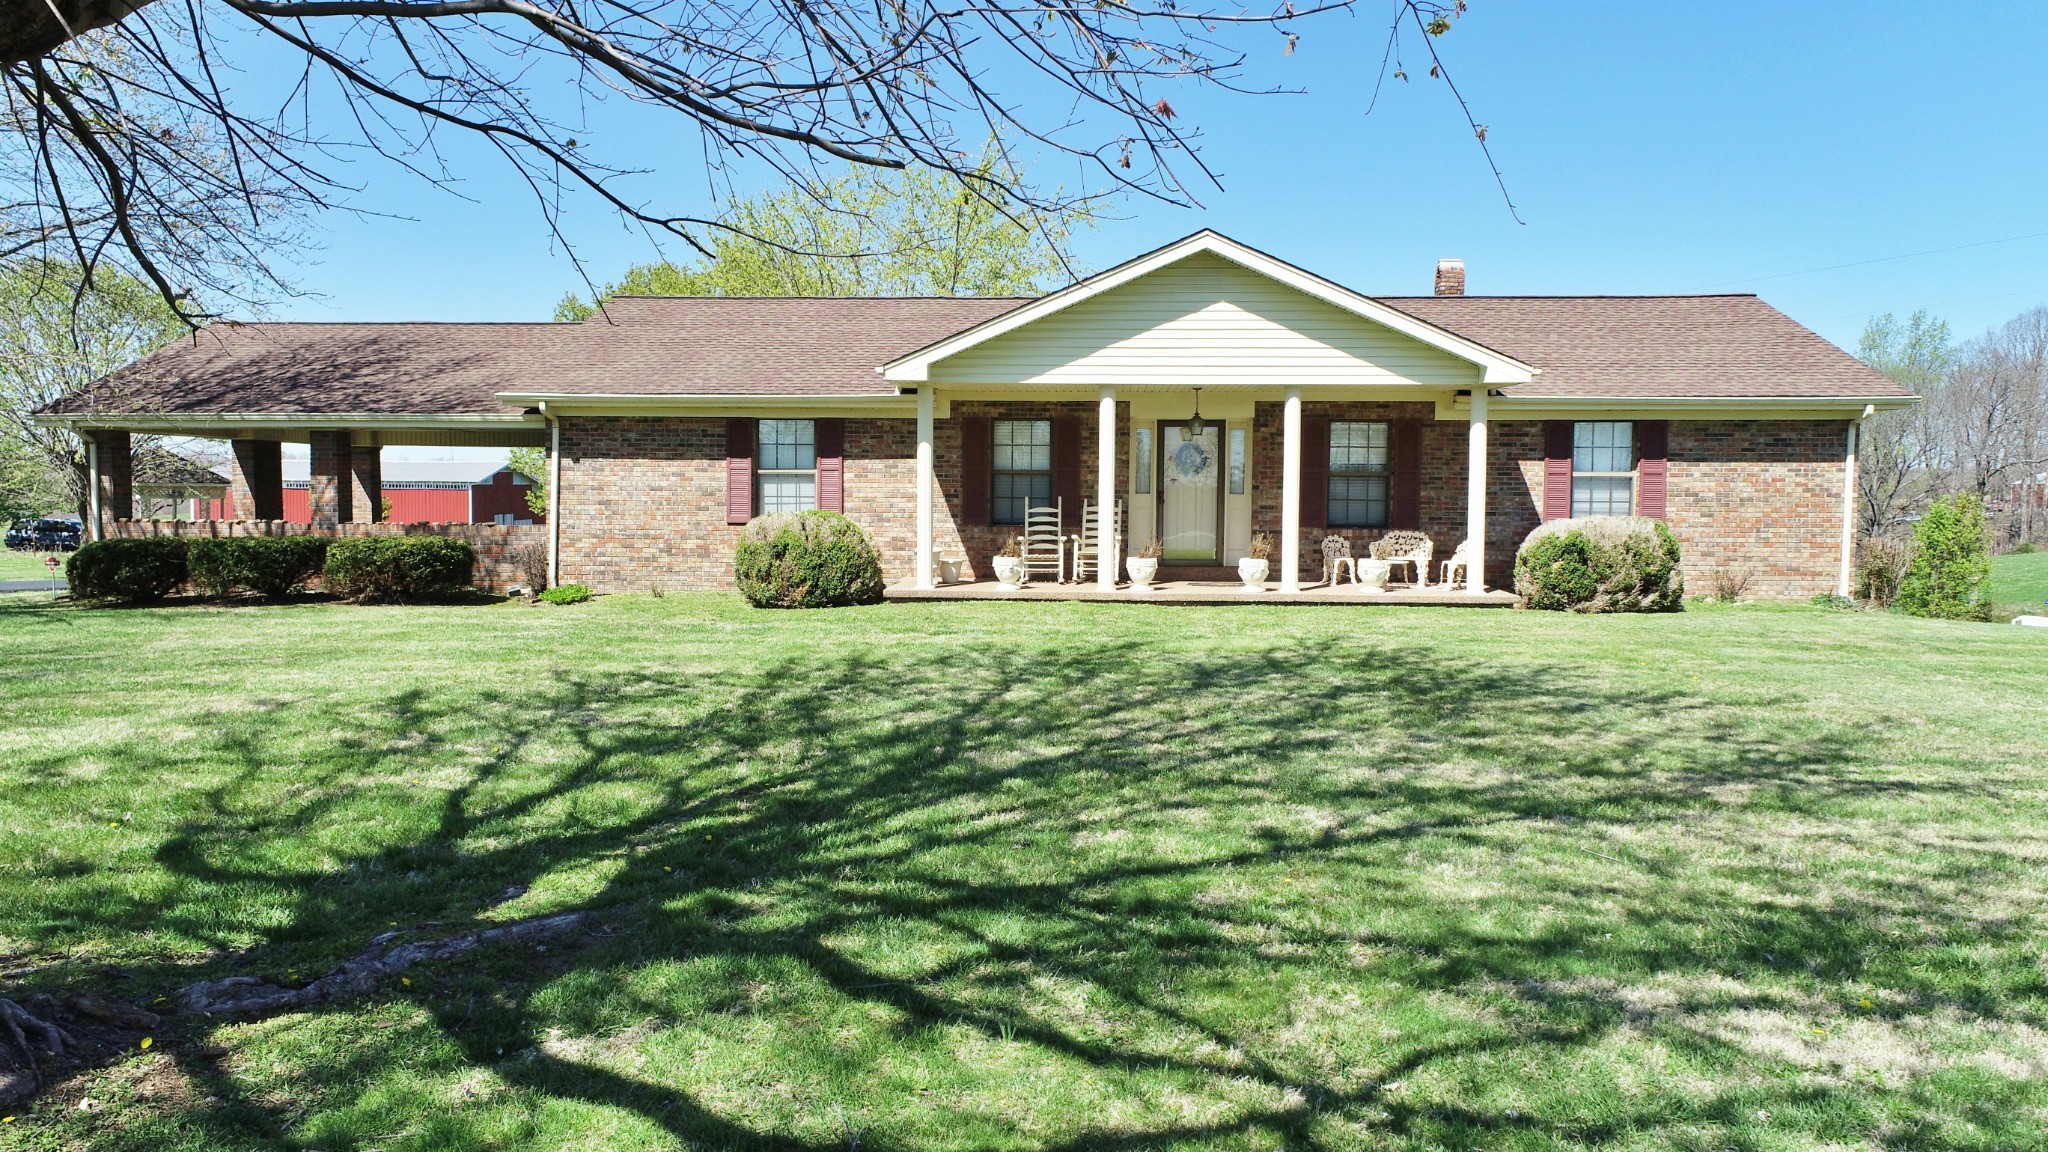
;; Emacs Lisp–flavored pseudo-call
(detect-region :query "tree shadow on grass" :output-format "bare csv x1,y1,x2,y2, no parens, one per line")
7,622,2044,1150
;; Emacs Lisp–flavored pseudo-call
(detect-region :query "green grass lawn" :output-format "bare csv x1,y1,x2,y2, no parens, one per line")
1,594,2045,1151
0,549,67,581
1991,550,2048,609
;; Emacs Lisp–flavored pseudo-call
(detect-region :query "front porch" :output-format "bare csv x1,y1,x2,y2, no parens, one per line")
886,572,1517,606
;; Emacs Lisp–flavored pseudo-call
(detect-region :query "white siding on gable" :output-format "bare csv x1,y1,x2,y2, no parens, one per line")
929,251,1482,388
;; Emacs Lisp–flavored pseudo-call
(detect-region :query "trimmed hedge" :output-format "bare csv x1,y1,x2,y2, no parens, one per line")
1514,515,1684,613
734,511,886,608
323,536,475,601
66,538,188,603
188,536,329,599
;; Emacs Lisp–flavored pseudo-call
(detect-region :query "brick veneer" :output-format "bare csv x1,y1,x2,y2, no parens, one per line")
556,409,1847,598
556,405,1128,592
107,518,543,591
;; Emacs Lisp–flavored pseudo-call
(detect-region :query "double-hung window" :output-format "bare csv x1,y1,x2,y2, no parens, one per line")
1327,421,1391,528
756,419,817,514
991,419,1053,525
1570,421,1635,516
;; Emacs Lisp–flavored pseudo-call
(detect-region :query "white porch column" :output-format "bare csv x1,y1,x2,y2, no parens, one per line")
85,436,102,543
1465,389,1489,593
1097,385,1118,590
1280,386,1303,592
544,405,561,588
1838,411,1863,598
915,386,936,590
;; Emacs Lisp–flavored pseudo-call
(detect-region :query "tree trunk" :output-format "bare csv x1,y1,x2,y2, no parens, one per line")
2,0,157,66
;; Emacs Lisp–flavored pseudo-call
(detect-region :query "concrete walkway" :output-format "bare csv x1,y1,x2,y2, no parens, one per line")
886,578,1517,607
0,579,67,594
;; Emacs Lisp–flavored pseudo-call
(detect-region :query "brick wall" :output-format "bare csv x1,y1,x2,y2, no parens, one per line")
554,410,1847,599
107,519,543,591
556,405,1126,592
1665,420,1848,599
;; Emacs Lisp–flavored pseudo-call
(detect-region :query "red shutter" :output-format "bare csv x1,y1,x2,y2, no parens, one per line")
1542,421,1574,521
960,415,991,526
1390,419,1423,530
725,418,755,525
1300,417,1330,530
1636,420,1669,520
815,418,845,513
1052,417,1082,524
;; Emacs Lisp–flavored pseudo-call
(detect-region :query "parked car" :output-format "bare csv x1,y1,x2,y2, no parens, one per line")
6,517,82,551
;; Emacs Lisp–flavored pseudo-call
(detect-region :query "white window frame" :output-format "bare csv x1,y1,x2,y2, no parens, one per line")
756,419,818,515
991,419,1053,526
1570,421,1636,517
1327,420,1392,529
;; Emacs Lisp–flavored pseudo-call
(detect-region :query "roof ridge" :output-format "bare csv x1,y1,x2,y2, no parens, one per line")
1378,293,1763,300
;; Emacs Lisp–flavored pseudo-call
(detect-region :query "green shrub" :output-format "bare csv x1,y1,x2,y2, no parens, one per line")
538,583,592,605
188,536,329,599
1896,494,1992,621
66,537,188,603
733,511,886,609
2014,541,2037,555
1810,592,1856,610
1855,538,1913,608
323,536,475,602
1514,516,1684,613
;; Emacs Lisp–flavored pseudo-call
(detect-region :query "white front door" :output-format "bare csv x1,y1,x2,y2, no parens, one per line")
1159,421,1222,563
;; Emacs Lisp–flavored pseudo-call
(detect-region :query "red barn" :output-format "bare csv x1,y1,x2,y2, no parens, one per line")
277,460,543,524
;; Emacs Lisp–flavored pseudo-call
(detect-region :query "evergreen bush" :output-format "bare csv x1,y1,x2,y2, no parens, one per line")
66,537,188,603
1896,494,1992,621
538,583,592,605
1514,516,1684,613
733,511,886,608
323,536,474,601
188,536,329,598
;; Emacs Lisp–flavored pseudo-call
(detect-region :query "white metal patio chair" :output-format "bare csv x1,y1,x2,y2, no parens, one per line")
1438,539,1475,588
1070,499,1125,584
1320,535,1358,586
1370,531,1434,588
1018,500,1067,584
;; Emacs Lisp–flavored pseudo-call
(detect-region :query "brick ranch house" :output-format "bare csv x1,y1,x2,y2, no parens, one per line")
38,231,1915,599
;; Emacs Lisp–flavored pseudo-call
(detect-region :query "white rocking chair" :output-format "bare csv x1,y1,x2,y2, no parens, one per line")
1018,500,1067,584
1439,539,1476,588
1070,499,1125,584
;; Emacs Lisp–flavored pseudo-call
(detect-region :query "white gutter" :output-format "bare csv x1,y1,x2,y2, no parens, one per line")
495,392,916,414
35,412,542,431
1839,404,1872,598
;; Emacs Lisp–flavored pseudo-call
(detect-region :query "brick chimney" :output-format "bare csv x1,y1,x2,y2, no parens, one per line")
1434,258,1466,297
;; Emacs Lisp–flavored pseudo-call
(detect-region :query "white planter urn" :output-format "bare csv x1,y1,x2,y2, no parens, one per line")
1126,556,1159,590
935,558,963,585
1237,557,1270,591
1356,558,1391,593
992,556,1026,589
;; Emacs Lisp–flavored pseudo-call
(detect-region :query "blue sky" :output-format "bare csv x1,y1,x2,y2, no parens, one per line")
255,1,2048,352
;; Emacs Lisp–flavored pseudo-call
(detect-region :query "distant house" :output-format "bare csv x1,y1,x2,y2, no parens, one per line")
133,449,230,520
277,460,541,524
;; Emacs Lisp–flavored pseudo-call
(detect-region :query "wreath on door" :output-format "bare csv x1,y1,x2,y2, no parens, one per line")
1171,439,1212,479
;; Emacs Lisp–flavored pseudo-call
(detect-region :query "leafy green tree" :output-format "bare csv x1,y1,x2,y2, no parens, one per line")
508,447,549,518
0,261,185,522
1896,493,1992,621
557,161,1089,320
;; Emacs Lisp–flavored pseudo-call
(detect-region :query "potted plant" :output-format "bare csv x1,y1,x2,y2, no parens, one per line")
1356,557,1392,593
1239,532,1273,591
992,538,1027,589
1126,538,1161,590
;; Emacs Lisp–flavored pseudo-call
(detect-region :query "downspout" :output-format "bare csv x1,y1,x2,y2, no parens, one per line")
542,402,561,588
86,433,102,543
1837,405,1871,598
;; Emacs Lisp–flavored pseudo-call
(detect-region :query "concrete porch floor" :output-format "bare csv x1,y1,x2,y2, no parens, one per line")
885,577,1519,607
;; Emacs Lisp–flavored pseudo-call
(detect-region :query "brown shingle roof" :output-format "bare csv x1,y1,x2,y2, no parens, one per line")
1378,294,1911,399
42,287,1906,418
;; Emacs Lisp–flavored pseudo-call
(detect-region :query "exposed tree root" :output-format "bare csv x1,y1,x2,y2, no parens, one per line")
178,911,589,1018
1,995,76,1089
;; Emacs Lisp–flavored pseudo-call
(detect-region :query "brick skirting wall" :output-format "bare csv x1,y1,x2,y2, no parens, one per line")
554,410,1847,599
106,519,543,591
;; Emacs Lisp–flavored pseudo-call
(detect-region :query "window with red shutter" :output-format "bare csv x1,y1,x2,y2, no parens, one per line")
725,418,755,525
815,419,846,513
1390,420,1422,530
1300,418,1331,529
1636,420,1669,520
1542,421,1573,521
959,416,991,526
